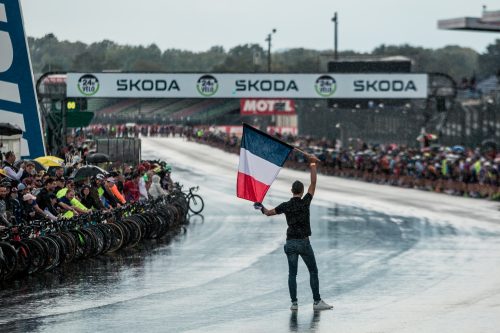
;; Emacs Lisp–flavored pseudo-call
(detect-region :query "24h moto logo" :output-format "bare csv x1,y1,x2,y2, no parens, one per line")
197,75,218,97
315,75,336,97
77,74,100,96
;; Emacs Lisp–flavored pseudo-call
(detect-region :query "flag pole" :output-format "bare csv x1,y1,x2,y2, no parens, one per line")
242,123,312,159
293,147,308,156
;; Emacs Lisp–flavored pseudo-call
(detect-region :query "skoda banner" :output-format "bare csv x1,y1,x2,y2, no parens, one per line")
66,73,428,99
0,1,45,158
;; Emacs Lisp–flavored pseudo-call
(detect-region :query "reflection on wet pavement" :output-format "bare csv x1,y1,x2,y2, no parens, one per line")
289,311,321,332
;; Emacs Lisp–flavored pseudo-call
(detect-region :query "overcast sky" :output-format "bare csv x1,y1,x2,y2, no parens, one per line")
20,0,500,53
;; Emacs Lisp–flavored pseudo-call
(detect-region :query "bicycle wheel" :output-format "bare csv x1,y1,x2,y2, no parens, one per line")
188,194,204,214
0,242,18,281
24,239,46,274
38,236,60,271
10,241,31,278
107,223,125,253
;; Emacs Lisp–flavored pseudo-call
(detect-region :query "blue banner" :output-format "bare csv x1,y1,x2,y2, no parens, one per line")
0,0,45,158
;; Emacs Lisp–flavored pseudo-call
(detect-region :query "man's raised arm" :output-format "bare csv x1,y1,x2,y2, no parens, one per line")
307,153,320,197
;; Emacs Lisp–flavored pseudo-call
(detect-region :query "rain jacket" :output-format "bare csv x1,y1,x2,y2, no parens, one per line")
148,174,166,199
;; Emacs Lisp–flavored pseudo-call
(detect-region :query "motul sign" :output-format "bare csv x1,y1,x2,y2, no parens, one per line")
240,99,296,115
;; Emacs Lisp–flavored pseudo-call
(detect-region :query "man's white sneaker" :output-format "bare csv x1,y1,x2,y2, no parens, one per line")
313,300,333,310
290,302,298,310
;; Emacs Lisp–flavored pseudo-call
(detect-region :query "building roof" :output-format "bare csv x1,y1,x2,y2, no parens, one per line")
438,9,500,32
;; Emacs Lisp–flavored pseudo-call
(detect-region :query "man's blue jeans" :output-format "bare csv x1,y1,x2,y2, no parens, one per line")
284,239,321,303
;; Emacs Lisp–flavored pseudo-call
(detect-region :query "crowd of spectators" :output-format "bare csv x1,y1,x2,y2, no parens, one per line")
0,151,175,227
86,124,189,138
190,128,500,200
71,124,500,201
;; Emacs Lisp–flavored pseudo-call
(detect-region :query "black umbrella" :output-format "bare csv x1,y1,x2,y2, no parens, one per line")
73,165,108,180
481,139,497,151
86,152,110,163
14,160,46,172
0,123,22,136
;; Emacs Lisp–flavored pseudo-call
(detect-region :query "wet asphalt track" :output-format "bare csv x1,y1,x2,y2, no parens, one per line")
1,137,500,333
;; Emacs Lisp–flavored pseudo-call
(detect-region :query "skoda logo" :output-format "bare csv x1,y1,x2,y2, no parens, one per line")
77,74,100,96
314,75,336,97
196,75,219,97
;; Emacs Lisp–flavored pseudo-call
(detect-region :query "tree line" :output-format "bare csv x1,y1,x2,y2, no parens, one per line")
28,33,500,81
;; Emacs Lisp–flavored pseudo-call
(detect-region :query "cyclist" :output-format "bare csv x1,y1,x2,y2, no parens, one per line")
21,193,38,222
138,166,149,201
148,174,166,199
89,174,106,210
0,182,10,227
100,177,121,208
59,189,88,218
124,172,141,202
36,178,59,218
80,185,101,210
6,185,22,225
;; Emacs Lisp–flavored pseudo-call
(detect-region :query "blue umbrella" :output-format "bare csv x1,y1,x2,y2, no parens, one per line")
452,145,465,154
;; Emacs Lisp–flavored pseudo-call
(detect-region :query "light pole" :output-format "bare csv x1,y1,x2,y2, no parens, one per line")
335,123,343,148
266,28,277,72
331,12,338,60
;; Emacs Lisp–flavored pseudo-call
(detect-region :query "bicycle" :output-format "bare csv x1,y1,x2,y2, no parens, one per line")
185,186,204,214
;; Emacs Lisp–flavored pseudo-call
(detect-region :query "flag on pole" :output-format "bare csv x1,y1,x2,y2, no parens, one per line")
237,123,293,202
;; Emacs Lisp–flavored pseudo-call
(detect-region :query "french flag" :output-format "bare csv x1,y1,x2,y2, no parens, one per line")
237,123,293,202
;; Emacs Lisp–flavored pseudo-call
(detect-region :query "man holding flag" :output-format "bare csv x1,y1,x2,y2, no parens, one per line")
237,124,333,311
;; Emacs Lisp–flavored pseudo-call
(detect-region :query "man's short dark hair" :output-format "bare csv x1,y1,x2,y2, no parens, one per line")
44,177,55,187
4,151,15,160
291,180,304,195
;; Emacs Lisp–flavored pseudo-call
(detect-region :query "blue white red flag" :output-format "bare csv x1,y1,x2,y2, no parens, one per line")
237,123,293,202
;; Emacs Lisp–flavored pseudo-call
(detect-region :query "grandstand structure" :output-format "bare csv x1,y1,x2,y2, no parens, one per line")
436,7,500,147
298,57,460,147
91,98,240,125
438,7,500,32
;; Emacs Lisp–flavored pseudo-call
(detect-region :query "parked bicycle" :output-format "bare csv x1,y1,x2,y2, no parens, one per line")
185,186,204,214
0,192,193,282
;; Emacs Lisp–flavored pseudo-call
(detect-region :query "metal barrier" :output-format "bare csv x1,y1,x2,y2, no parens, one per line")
96,138,141,166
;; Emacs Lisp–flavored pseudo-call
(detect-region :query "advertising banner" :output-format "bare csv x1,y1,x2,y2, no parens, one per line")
0,1,45,158
67,73,428,99
240,99,295,115
211,125,297,137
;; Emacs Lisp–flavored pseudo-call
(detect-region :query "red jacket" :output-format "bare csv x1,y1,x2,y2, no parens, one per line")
123,180,140,202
